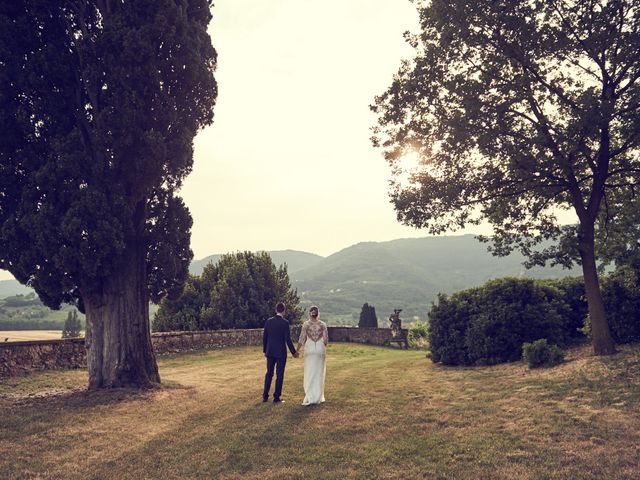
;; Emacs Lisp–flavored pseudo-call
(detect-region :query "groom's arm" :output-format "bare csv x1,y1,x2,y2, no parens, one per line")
285,322,297,356
263,320,268,356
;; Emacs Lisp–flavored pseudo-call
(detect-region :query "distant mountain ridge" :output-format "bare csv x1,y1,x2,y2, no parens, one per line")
189,235,579,323
0,280,32,299
189,249,324,276
1,235,580,325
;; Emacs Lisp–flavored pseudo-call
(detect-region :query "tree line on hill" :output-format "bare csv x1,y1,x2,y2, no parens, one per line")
0,294,85,331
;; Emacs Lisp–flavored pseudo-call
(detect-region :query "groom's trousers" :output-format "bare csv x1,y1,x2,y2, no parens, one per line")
263,356,287,400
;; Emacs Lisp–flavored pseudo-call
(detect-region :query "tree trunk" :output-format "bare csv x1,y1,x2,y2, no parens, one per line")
578,223,616,356
83,239,160,389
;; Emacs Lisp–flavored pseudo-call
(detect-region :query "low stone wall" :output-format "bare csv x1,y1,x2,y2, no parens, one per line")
328,326,405,346
0,338,86,379
0,325,405,379
151,328,281,354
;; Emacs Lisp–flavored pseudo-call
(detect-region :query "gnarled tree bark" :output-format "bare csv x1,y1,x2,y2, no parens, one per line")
83,237,160,389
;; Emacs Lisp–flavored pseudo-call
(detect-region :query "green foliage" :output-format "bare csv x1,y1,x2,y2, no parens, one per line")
536,277,588,343
599,259,640,344
522,339,564,369
0,0,217,309
153,252,303,332
428,278,582,365
428,291,476,365
0,295,85,330
358,303,378,328
372,0,640,354
408,321,429,349
62,310,82,338
0,319,64,330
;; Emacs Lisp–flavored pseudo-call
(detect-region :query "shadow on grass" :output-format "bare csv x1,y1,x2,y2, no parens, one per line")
0,380,194,446
82,393,316,479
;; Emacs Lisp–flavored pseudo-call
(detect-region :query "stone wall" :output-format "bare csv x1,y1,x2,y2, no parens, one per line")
0,338,86,379
0,325,406,379
151,328,290,354
328,326,406,346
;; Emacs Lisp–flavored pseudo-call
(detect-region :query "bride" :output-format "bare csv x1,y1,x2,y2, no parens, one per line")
297,305,328,406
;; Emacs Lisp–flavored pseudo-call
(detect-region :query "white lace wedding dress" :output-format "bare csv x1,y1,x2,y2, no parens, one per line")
298,319,328,405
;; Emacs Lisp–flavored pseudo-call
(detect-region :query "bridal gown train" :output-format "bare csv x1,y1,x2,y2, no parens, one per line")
298,319,328,406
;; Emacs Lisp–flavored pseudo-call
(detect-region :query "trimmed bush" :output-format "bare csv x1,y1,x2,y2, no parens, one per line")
428,291,476,365
522,339,564,368
464,278,565,364
600,261,640,344
408,320,429,349
538,277,588,343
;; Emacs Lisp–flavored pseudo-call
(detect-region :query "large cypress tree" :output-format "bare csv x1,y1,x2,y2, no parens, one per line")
0,0,217,388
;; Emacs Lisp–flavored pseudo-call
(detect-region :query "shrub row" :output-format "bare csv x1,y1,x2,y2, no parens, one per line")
427,277,586,366
428,260,640,366
599,259,640,344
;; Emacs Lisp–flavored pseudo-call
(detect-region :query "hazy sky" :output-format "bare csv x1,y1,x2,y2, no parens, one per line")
0,0,481,282
184,0,437,260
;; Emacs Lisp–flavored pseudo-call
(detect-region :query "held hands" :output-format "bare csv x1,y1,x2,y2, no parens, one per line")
293,350,300,358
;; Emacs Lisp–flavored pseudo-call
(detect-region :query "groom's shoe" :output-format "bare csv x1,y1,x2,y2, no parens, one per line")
262,397,268,403
273,398,285,404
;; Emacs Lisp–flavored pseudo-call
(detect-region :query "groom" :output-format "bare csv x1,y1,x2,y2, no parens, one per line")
263,302,298,403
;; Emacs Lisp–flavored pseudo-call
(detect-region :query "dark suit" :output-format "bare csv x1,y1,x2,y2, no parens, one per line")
262,314,296,401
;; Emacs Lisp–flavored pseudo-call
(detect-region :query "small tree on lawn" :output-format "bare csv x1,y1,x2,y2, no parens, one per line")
62,310,82,339
154,252,304,331
359,302,378,328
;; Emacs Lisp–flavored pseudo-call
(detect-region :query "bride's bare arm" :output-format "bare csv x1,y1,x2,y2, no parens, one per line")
297,322,307,352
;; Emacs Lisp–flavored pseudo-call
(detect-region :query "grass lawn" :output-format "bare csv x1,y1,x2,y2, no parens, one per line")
1,343,639,479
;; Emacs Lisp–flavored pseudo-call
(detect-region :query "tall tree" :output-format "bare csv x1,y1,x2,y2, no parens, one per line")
153,252,304,331
62,310,82,339
0,0,217,387
372,0,640,355
358,302,378,328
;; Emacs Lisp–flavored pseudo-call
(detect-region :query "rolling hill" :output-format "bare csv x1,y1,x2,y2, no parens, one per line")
0,280,32,299
291,235,580,323
1,235,580,326
189,249,324,276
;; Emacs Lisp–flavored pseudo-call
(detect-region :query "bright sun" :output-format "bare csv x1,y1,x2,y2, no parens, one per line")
395,149,424,187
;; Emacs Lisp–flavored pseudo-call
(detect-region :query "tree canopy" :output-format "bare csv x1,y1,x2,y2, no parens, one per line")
153,251,304,332
372,0,640,355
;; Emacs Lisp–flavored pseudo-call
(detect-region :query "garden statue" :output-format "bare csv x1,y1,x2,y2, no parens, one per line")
389,309,402,338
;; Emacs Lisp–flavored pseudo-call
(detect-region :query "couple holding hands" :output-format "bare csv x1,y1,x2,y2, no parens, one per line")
262,303,328,405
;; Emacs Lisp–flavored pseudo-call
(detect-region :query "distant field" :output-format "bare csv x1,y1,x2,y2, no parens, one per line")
0,330,83,342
